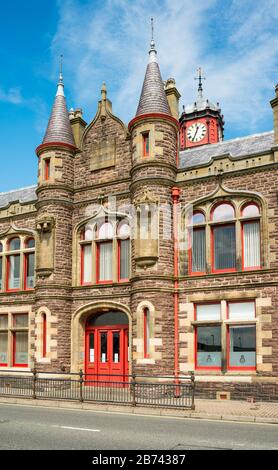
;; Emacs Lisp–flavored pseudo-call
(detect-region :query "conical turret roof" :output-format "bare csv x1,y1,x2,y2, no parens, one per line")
136,31,170,117
42,69,75,147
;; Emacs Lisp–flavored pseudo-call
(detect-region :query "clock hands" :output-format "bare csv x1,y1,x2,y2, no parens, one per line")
193,124,200,141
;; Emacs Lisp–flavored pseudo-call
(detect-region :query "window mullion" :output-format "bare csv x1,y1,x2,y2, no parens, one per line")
236,219,241,271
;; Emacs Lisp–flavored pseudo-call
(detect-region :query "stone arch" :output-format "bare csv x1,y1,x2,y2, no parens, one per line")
35,306,58,363
71,301,132,373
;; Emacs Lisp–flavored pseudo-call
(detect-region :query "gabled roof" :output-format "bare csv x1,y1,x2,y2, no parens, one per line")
179,131,274,169
0,185,37,208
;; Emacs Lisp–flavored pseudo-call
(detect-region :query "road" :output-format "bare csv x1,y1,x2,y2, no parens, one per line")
0,402,277,450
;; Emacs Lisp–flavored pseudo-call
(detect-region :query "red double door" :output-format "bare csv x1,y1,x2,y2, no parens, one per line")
85,325,129,384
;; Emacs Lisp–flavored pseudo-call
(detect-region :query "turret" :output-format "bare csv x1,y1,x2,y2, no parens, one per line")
34,62,76,372
129,21,179,376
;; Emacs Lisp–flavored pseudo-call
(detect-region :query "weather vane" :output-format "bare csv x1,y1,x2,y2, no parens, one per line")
195,67,206,99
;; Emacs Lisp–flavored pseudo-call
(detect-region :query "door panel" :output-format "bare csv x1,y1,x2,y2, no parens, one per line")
85,325,129,386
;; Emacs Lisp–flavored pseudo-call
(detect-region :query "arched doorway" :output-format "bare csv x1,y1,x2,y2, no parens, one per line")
85,311,129,383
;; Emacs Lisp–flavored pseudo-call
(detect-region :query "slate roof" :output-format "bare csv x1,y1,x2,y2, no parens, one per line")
136,54,170,117
0,185,37,208
179,131,274,169
184,98,219,114
42,76,75,147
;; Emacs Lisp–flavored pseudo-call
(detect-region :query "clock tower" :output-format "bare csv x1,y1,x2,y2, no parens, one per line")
179,68,224,150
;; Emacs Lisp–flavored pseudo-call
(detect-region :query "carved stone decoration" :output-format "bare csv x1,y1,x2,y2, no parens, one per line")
134,190,159,269
36,215,55,276
89,137,116,171
36,215,55,233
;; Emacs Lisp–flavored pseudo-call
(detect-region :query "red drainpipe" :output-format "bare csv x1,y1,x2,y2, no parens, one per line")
172,186,181,385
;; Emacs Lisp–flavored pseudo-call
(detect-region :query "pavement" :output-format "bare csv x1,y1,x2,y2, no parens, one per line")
0,395,277,424
0,402,278,450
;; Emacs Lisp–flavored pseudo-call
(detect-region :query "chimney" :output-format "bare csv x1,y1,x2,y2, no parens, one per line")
69,108,87,149
165,78,181,120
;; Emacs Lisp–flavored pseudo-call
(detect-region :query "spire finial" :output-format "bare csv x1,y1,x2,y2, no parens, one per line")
194,67,206,100
59,54,63,81
101,81,107,100
56,54,65,97
149,17,157,63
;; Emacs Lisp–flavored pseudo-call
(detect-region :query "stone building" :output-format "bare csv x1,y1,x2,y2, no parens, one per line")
0,35,277,400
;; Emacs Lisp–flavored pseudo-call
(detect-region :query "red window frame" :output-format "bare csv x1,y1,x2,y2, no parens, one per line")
226,300,256,371
241,220,261,271
80,242,93,286
42,313,47,358
0,329,8,367
226,325,256,371
188,226,206,276
6,237,21,292
211,223,236,274
143,308,150,358
12,331,28,368
194,303,222,371
6,254,21,292
96,240,113,285
210,201,235,223
117,239,130,282
44,158,50,181
142,132,150,157
23,251,35,291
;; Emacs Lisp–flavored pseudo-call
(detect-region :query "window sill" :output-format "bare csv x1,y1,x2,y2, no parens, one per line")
224,319,257,325
0,367,31,372
183,267,271,280
194,370,257,376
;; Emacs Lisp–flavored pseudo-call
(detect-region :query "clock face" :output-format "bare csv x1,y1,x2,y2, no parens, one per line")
187,122,207,143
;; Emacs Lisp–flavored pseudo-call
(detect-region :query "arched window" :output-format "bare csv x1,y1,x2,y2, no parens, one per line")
189,211,206,274
79,219,130,285
42,313,47,358
143,308,150,358
241,203,261,269
188,199,262,275
211,203,236,272
0,236,35,292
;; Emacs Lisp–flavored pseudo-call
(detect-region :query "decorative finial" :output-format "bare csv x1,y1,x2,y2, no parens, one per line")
149,18,157,63
195,67,206,100
56,54,65,97
60,54,63,80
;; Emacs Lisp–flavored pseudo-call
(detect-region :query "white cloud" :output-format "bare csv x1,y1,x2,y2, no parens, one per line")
0,86,23,105
51,0,278,137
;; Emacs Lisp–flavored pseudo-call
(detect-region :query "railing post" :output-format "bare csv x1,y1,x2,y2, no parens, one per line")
190,371,195,410
79,369,84,403
131,374,136,407
32,368,37,400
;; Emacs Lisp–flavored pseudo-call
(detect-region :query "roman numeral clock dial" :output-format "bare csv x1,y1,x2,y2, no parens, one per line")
187,122,207,143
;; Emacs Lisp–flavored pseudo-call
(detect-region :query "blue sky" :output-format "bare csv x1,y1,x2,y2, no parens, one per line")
0,0,277,192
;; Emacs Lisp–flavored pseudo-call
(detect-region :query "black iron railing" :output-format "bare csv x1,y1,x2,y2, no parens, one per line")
0,370,195,409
